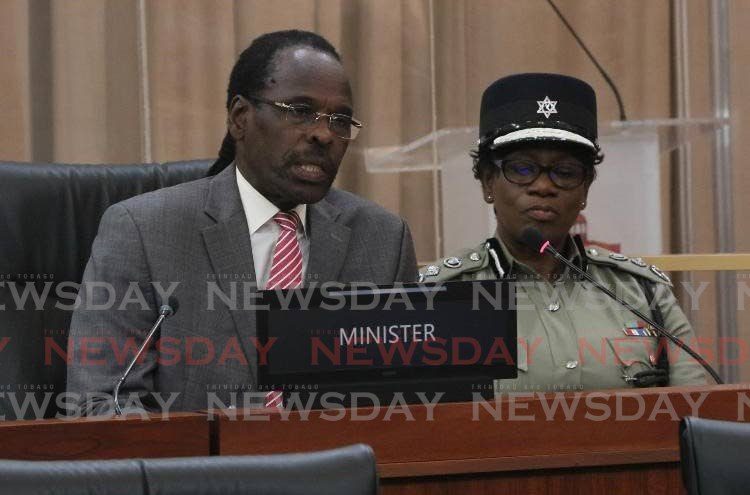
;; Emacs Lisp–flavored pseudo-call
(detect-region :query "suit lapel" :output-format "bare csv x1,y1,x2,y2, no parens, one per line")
200,166,259,384
307,195,352,284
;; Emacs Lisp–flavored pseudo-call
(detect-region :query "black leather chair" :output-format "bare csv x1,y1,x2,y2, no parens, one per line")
679,416,750,495
0,444,377,495
0,160,212,419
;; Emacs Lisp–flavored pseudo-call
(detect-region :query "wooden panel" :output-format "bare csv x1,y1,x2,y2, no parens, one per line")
380,464,685,495
234,0,316,40
214,384,749,481
0,0,31,161
0,413,210,460
50,0,143,164
641,253,750,272
730,0,750,385
146,0,235,162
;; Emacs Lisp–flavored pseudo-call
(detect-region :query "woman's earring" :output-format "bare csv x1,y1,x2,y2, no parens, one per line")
486,194,494,203
580,201,586,209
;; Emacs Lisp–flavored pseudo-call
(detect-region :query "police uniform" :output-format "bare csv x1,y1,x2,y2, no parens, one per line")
419,236,706,392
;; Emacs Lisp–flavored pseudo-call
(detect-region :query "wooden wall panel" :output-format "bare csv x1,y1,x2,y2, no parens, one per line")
50,0,142,164
0,0,31,161
146,0,235,162
730,0,750,382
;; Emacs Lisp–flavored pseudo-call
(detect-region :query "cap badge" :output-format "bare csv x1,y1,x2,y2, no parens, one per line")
537,96,558,119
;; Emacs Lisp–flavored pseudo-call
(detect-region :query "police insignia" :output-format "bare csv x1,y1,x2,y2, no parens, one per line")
609,253,629,262
630,257,647,267
649,265,670,283
424,265,440,277
469,252,480,262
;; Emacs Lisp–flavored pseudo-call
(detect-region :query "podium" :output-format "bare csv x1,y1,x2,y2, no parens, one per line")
364,118,726,256
212,384,749,494
0,385,747,493
0,412,209,460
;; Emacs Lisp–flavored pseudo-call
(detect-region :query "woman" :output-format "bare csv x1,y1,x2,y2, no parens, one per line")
419,73,706,391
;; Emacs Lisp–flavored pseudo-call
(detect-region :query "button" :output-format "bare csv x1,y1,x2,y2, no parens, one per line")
565,360,579,369
547,301,560,312
443,256,462,269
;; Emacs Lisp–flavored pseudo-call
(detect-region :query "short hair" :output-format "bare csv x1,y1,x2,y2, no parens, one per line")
209,30,342,176
470,141,600,184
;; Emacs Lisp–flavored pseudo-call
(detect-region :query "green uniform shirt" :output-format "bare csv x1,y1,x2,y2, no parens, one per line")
419,236,706,393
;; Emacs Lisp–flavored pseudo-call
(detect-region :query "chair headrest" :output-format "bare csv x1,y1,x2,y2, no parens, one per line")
0,160,212,283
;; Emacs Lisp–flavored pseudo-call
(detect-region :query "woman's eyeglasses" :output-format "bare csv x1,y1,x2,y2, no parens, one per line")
494,158,589,190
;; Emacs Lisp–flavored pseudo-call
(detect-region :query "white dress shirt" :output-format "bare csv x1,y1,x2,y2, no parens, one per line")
235,167,309,289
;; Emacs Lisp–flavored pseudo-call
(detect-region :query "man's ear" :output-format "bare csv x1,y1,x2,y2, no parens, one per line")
228,95,249,140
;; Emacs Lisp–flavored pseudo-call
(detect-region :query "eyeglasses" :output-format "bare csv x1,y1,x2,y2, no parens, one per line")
245,95,363,140
494,158,589,190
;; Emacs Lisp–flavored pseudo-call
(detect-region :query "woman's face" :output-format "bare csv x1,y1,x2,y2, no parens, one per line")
481,144,591,249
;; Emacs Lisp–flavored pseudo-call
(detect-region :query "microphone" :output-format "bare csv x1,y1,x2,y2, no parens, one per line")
545,0,627,121
520,227,723,385
113,296,179,415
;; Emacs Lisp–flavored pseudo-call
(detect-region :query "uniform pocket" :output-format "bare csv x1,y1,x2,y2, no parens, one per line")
606,336,658,377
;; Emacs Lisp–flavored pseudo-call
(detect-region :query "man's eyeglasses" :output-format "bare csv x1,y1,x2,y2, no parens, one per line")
494,158,589,190
245,95,363,140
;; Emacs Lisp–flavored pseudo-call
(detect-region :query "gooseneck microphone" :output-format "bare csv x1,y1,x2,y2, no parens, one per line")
113,297,179,416
546,0,627,121
520,227,723,385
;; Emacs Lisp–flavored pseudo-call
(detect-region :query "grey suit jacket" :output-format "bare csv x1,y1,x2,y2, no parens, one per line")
66,165,417,415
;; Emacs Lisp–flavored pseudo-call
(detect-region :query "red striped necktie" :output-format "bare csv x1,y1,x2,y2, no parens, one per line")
264,210,302,409
266,211,303,290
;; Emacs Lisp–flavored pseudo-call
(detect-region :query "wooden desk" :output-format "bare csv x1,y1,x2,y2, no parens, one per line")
0,412,210,460
211,384,750,494
1,386,747,492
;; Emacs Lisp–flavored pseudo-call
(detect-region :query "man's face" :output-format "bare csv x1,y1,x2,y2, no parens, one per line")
230,46,353,210
481,144,590,249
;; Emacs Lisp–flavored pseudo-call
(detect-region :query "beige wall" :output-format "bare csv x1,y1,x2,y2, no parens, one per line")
1,0,748,381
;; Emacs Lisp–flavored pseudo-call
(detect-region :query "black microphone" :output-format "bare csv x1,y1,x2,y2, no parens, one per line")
546,0,627,121
113,296,179,415
520,227,722,385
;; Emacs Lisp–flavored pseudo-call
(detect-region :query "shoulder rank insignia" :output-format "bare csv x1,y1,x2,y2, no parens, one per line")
649,265,671,283
586,248,599,257
630,257,647,267
424,265,440,277
609,253,629,262
469,252,480,262
443,256,462,269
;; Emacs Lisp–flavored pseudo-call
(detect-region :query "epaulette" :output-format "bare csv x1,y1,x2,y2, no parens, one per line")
418,243,488,282
584,245,672,286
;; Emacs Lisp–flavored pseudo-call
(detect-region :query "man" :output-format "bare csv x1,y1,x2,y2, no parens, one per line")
66,30,417,415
